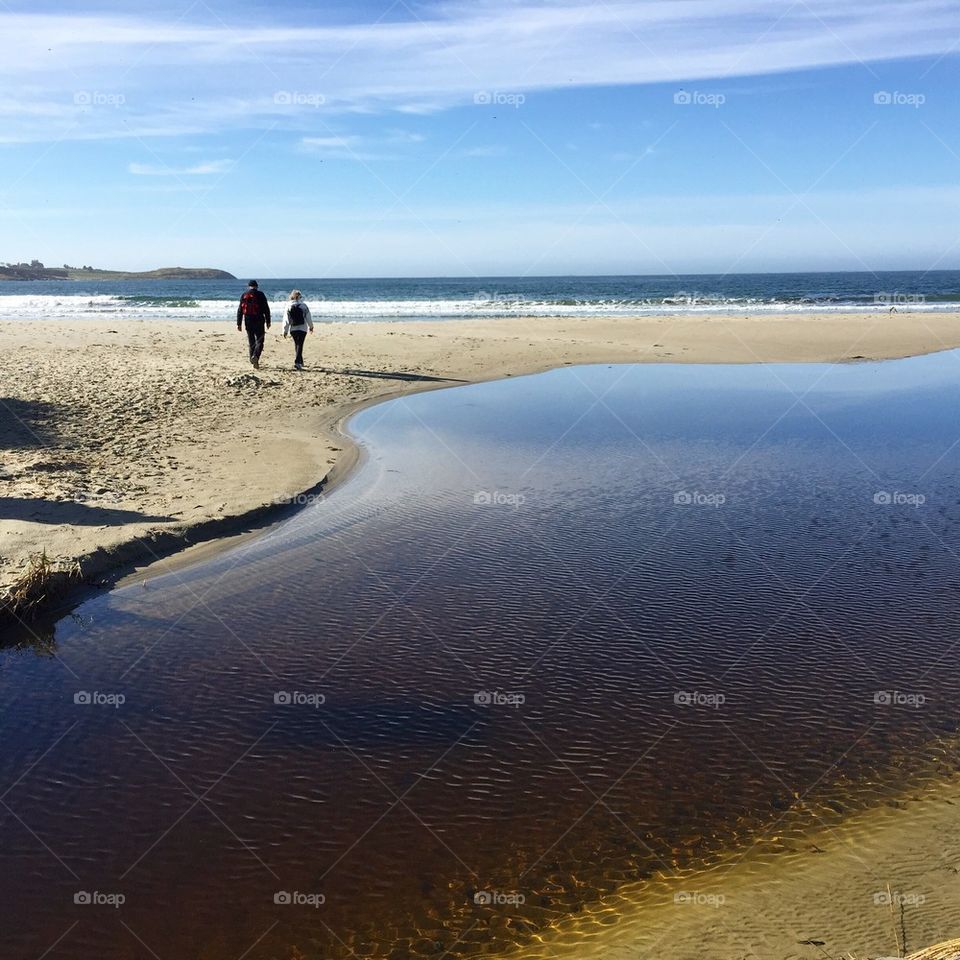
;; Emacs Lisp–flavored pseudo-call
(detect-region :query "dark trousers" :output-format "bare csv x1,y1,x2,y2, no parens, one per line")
291,329,307,366
245,320,265,361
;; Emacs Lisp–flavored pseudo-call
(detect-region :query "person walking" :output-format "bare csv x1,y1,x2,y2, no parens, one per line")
236,280,271,369
282,289,314,370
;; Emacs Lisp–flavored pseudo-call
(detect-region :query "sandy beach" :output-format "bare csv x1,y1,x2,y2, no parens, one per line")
4,310,960,621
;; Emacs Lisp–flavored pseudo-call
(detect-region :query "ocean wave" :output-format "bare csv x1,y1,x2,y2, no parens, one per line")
1,293,958,322
115,296,202,308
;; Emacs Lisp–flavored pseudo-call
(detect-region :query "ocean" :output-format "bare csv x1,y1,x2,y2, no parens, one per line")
1,270,958,322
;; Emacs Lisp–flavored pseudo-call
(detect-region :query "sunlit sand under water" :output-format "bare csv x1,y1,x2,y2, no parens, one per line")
4,355,960,960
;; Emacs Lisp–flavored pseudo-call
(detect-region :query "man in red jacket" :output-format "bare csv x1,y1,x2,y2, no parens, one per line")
236,280,271,369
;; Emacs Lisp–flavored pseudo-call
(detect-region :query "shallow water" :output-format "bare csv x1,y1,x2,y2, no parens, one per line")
4,355,960,959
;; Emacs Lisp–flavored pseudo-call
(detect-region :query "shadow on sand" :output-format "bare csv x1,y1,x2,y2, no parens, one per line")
313,366,467,384
0,397,67,451
0,497,173,525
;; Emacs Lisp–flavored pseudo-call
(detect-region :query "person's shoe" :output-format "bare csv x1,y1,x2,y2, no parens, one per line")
295,362,304,370
252,357,260,370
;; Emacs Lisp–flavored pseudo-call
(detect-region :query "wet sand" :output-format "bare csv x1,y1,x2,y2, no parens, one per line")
501,766,960,960
4,310,960,614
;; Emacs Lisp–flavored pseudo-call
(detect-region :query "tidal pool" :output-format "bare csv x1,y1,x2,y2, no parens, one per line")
4,355,960,960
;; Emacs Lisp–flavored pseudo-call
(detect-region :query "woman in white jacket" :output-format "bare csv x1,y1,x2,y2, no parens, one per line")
282,289,314,370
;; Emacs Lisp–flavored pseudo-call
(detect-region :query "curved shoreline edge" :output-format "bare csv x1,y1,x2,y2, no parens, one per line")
2,367,473,636
5,309,960,634
1,387,364,635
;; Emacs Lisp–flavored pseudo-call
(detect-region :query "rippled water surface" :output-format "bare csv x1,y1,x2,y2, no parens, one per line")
5,355,960,960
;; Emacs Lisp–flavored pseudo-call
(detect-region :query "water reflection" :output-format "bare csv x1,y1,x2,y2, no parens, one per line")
3,355,960,959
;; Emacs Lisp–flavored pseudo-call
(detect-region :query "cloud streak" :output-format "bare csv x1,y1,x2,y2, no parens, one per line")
0,0,956,141
128,159,235,176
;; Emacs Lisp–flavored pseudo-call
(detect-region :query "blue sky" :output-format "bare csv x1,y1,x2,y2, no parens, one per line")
1,0,958,277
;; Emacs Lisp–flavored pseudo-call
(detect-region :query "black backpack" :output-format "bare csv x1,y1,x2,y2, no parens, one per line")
288,302,305,325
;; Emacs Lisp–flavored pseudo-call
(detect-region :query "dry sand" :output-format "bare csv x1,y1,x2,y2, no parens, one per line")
3,310,960,616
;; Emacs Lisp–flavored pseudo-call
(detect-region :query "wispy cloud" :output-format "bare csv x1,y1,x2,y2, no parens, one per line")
0,0,956,141
462,145,507,158
300,136,360,150
128,159,235,176
298,135,376,159
386,130,427,144
299,130,425,159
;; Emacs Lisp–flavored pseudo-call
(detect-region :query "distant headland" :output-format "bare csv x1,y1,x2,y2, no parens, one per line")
0,260,236,281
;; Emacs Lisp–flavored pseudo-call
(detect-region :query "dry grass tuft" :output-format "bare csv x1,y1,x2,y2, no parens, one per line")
905,939,960,960
1,551,81,618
